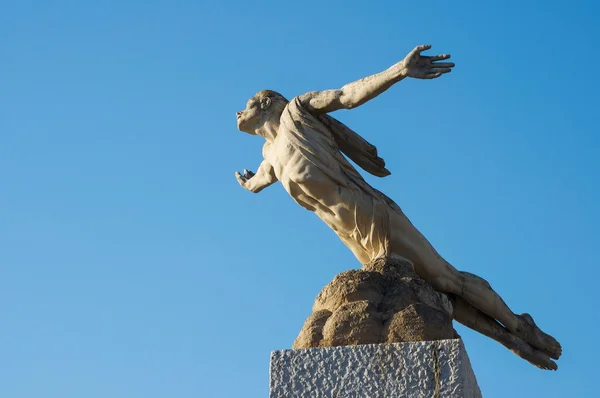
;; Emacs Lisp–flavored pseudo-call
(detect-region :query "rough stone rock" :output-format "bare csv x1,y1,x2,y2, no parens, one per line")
292,310,331,349
293,256,456,349
313,270,385,313
384,303,456,343
322,300,383,346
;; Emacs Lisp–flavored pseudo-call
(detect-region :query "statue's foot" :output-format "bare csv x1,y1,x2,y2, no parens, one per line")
504,332,558,370
516,313,562,360
511,342,558,371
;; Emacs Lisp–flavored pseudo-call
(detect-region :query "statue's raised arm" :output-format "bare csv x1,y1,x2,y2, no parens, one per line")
299,44,454,115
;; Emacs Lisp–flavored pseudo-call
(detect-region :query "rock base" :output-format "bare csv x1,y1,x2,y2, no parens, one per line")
270,339,482,398
294,256,457,348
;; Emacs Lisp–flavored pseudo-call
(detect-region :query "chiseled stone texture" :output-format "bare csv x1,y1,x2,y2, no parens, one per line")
270,339,481,398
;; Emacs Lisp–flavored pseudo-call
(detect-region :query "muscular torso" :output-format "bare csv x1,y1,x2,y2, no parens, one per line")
264,129,340,215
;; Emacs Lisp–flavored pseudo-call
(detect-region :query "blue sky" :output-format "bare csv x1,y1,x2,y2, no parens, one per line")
1,1,599,397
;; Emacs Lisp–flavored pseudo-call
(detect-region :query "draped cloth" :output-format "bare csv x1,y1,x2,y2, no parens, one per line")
278,97,402,264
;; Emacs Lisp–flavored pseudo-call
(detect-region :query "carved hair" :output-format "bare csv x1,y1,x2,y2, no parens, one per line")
256,90,288,103
255,90,289,115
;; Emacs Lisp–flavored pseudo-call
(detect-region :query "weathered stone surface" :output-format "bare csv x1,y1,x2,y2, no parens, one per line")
313,270,385,313
270,339,482,398
322,300,383,346
384,303,456,343
292,310,331,349
294,256,456,348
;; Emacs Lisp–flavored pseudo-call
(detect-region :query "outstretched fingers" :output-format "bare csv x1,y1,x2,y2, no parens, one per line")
429,53,451,61
410,44,432,57
430,62,455,68
235,171,247,184
423,68,452,79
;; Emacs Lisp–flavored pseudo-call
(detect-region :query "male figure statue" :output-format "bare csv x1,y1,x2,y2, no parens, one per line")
234,45,562,369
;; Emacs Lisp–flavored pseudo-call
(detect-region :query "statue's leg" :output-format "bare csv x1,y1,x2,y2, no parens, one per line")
450,295,557,370
388,210,562,359
425,261,562,360
427,263,563,360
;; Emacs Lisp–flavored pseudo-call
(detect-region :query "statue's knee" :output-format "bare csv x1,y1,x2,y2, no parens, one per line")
432,275,460,293
460,271,492,289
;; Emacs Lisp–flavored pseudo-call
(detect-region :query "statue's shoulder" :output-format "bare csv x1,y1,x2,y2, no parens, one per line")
279,96,300,126
289,95,305,109
284,96,302,112
280,96,310,122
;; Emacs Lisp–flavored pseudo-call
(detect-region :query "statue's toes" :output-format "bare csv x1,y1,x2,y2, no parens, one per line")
518,313,562,360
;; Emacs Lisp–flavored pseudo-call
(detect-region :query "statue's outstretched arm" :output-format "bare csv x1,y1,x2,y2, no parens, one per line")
235,160,277,193
299,44,454,115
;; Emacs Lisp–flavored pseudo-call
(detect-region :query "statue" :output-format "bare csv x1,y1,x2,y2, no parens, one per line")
234,44,562,370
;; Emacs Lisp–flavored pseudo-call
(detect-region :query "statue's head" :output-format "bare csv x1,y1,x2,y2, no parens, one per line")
236,90,288,134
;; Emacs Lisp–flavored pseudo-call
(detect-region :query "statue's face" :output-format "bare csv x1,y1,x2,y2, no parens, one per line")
236,96,263,134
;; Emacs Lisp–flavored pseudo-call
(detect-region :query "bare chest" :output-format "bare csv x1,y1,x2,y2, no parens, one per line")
264,135,305,180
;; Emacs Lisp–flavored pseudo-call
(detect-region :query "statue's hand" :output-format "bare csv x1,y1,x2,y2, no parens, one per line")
402,44,454,80
235,169,255,189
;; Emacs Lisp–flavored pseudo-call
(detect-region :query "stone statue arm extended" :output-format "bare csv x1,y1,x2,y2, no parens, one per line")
235,159,277,193
299,44,454,114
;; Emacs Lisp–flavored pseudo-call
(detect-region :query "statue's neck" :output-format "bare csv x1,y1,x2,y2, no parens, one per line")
256,120,280,142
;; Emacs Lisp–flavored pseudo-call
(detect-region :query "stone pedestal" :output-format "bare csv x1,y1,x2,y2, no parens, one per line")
269,339,481,398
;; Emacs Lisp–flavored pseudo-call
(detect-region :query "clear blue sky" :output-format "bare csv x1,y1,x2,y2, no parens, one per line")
2,1,599,397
